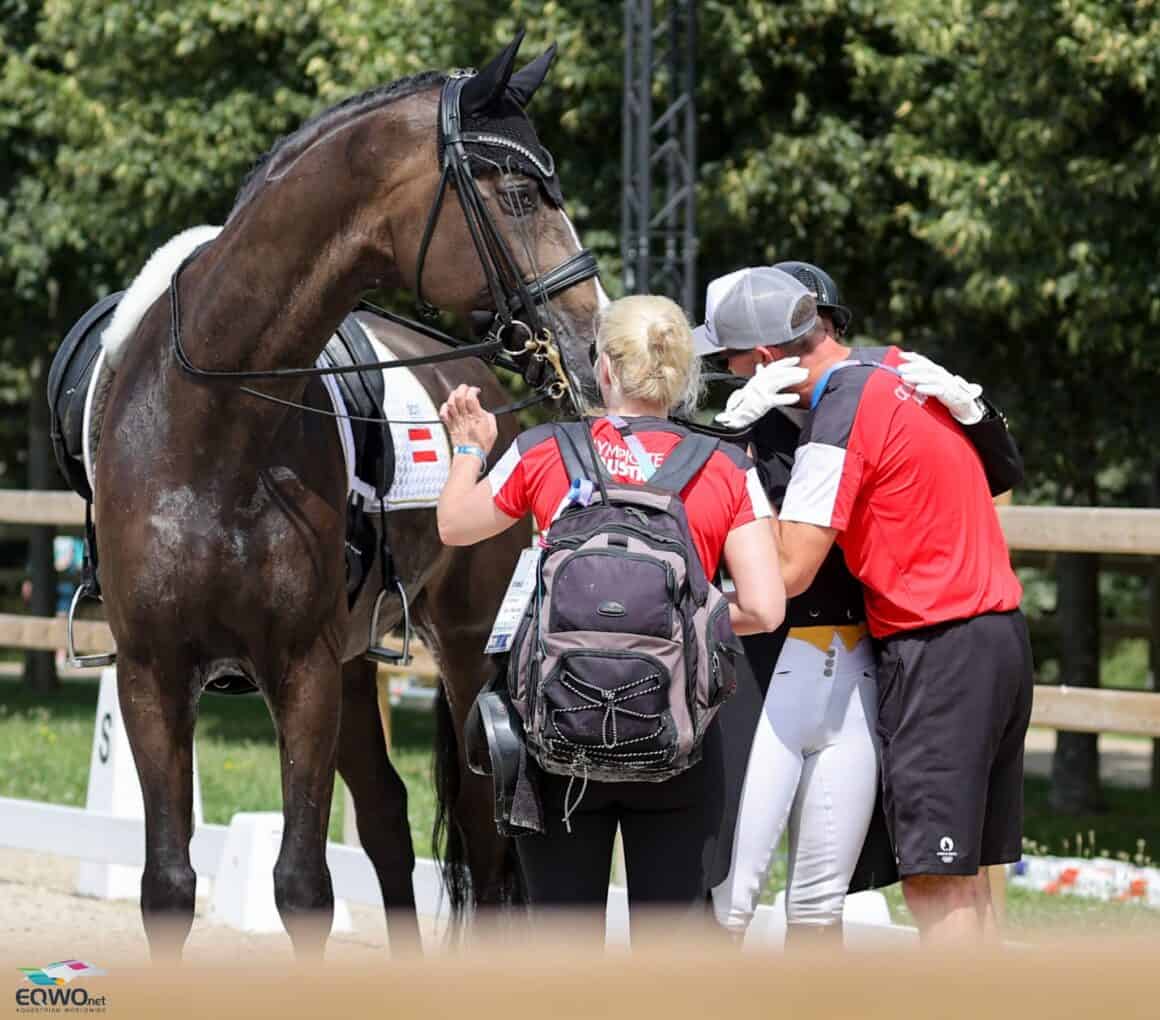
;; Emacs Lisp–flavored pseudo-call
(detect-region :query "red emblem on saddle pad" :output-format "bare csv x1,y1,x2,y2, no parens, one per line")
408,427,439,463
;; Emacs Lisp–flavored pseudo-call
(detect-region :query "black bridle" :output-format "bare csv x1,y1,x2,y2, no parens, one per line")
414,71,599,386
169,69,601,417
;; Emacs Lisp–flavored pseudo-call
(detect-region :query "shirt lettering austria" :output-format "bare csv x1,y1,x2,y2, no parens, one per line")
779,347,1022,638
487,417,770,579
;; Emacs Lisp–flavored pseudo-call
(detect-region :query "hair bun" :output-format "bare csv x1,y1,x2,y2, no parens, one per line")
647,319,678,353
594,294,701,414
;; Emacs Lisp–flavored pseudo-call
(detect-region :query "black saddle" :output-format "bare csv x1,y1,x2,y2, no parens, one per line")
47,291,124,502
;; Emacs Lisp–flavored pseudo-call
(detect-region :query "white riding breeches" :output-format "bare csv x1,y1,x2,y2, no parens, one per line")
712,626,879,930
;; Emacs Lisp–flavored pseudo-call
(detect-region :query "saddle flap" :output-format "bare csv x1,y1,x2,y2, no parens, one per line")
320,315,395,500
48,291,124,501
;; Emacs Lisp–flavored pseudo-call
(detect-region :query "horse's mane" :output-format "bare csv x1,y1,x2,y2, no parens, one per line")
229,69,448,217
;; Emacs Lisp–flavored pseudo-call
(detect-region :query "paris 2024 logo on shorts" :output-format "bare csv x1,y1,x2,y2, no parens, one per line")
14,961,108,1014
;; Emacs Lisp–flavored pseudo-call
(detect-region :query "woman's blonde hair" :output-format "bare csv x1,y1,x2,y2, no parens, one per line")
595,295,701,415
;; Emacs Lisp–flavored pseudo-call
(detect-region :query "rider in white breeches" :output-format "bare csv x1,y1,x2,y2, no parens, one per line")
712,622,878,933
700,263,882,943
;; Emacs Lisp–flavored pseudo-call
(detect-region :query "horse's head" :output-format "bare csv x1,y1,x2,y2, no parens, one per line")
381,32,606,408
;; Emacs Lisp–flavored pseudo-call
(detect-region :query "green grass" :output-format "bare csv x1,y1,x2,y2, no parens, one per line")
1022,775,1160,865
5,676,1160,935
995,886,1160,936
0,676,437,852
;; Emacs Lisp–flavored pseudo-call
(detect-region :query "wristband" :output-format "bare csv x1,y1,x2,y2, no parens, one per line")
453,444,487,474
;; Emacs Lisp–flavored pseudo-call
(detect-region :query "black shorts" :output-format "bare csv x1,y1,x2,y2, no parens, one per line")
875,609,1033,878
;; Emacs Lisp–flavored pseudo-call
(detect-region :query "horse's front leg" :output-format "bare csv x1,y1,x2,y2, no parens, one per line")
268,636,343,958
117,654,199,961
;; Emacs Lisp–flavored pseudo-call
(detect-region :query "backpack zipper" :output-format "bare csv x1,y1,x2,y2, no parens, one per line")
551,523,689,561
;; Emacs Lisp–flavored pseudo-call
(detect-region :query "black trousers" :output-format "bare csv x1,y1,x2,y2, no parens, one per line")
516,724,725,937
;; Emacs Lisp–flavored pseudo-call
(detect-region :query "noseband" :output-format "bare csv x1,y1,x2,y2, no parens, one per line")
169,68,600,409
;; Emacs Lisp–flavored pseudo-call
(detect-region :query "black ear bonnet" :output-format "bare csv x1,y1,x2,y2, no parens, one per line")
437,34,564,207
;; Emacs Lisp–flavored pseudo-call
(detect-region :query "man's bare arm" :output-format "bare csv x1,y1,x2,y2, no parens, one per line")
777,519,839,597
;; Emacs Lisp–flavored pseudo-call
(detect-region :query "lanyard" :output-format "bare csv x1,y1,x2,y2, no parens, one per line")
605,415,657,481
809,358,904,411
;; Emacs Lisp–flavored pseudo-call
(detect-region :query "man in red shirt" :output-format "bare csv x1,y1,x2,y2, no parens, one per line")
769,312,1033,945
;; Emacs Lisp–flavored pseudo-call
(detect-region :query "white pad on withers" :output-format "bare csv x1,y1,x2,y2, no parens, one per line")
101,224,223,369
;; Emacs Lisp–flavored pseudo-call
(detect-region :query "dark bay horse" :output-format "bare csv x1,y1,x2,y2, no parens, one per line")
92,34,603,957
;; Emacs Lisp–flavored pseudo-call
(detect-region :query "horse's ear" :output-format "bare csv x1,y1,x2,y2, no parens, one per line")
461,28,526,113
507,43,557,108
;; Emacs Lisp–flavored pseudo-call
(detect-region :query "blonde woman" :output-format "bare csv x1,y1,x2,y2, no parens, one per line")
437,294,785,933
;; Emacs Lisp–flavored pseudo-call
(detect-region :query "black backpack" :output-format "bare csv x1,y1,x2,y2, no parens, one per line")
507,419,743,786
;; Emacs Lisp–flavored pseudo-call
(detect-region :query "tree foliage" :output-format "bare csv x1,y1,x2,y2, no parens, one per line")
1,0,1158,498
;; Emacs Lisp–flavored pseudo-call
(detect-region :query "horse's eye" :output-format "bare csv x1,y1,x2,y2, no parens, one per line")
497,179,538,217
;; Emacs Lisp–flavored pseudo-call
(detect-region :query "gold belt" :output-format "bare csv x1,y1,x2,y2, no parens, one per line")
786,624,869,654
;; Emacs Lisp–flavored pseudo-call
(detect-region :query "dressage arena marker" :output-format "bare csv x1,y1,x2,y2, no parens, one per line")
75,667,203,901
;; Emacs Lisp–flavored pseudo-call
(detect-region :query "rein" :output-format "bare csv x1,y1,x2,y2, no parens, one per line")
235,384,553,426
169,69,601,423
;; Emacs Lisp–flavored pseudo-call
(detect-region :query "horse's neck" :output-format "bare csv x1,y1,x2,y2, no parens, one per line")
182,209,372,379
140,172,387,473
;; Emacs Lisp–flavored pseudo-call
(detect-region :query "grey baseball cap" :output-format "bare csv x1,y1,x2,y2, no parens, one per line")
693,267,818,356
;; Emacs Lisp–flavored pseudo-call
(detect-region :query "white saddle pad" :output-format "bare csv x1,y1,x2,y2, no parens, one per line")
318,334,451,511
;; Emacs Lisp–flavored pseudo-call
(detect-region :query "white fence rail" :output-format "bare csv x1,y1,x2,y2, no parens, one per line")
0,794,445,917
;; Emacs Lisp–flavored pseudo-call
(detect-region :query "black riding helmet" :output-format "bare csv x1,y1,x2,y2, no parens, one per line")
774,261,851,336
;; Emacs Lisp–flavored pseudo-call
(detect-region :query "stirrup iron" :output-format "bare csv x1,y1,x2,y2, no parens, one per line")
66,583,116,668
365,579,412,666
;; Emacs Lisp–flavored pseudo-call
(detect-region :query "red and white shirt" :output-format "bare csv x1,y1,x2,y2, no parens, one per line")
487,416,771,579
779,347,1022,638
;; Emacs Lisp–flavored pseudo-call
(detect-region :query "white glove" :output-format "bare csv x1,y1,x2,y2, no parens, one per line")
896,351,986,425
715,357,810,429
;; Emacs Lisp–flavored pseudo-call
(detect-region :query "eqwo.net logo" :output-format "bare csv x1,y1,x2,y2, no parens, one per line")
15,961,108,1013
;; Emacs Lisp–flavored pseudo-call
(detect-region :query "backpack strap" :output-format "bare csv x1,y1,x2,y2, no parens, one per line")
553,421,607,483
648,433,720,493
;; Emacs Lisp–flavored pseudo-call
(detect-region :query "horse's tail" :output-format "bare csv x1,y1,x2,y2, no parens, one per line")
432,682,471,923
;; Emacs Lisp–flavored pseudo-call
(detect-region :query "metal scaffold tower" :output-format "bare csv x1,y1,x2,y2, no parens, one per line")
621,0,698,314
